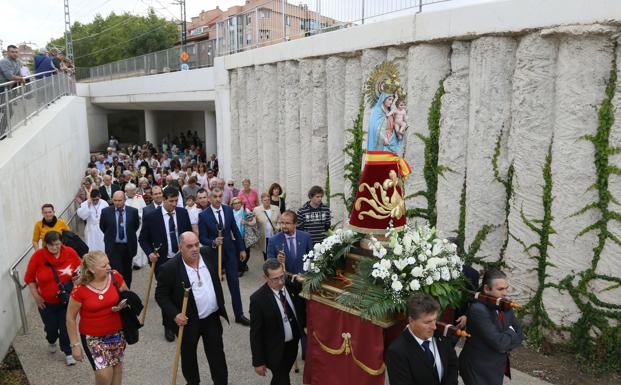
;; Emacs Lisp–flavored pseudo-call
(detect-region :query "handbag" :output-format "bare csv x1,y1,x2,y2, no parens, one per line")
110,272,143,345
45,262,73,305
243,213,260,248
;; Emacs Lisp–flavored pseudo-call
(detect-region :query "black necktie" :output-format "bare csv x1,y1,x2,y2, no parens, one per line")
168,212,178,253
279,289,300,339
422,340,440,382
216,209,223,229
117,208,125,240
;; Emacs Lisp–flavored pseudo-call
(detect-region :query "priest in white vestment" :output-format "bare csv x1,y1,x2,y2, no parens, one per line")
76,188,108,251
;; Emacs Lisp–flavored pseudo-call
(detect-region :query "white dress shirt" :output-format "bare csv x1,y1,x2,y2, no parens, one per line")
210,205,225,228
189,206,203,225
271,287,297,342
183,257,218,319
161,207,178,258
408,326,444,380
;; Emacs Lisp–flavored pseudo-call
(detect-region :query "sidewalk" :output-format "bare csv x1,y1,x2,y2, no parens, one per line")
12,251,552,385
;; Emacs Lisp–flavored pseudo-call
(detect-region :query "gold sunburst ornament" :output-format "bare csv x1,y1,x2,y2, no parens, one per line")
364,61,407,107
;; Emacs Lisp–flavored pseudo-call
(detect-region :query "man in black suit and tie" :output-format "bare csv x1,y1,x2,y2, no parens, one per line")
99,191,140,288
139,186,192,341
459,269,523,385
155,232,229,385
250,259,305,385
198,187,249,326
142,185,164,217
99,174,120,205
386,293,459,385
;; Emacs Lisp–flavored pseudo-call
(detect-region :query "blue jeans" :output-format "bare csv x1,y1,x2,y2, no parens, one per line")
39,302,71,355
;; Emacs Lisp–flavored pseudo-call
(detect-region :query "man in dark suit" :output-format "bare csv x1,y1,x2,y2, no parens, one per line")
139,186,192,341
99,174,120,205
155,232,229,385
99,191,140,288
198,187,249,325
386,293,459,385
207,154,219,175
142,185,164,217
250,259,305,385
266,210,313,275
459,269,523,385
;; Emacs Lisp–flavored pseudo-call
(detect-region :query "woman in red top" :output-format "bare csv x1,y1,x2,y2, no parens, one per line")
24,230,81,366
237,178,258,211
66,250,128,385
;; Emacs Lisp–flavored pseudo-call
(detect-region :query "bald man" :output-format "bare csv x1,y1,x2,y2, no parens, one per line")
99,191,140,287
155,232,229,385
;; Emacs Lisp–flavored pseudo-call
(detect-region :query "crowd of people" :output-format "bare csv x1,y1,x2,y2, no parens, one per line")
24,137,522,385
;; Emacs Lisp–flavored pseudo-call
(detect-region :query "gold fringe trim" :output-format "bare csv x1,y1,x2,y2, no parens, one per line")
312,331,386,376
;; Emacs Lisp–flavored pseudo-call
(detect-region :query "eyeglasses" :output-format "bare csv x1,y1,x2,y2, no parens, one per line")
268,274,286,283
227,183,234,186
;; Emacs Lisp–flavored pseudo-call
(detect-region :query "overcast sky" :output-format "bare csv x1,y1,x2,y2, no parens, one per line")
2,0,495,50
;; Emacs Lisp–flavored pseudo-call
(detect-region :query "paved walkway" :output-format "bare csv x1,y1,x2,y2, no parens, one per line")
12,250,552,385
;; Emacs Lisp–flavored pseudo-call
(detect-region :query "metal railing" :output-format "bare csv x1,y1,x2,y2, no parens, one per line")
0,71,76,139
9,200,81,334
75,0,452,82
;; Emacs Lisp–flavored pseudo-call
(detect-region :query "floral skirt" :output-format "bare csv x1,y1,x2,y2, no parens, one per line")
82,331,126,371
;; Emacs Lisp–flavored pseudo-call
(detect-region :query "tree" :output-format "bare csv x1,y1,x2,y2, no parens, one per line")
48,9,179,67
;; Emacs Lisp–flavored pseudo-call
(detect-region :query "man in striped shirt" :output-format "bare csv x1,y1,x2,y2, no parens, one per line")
296,186,331,245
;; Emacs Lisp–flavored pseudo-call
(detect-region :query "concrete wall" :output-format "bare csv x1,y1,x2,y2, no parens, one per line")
0,96,89,359
221,0,621,327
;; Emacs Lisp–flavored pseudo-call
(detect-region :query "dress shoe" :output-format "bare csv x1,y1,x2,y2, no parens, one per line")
238,271,245,278
164,327,175,342
235,316,250,326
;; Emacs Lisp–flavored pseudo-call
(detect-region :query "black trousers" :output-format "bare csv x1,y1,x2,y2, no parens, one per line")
39,302,71,355
268,339,299,385
181,312,228,385
238,247,251,272
109,243,133,288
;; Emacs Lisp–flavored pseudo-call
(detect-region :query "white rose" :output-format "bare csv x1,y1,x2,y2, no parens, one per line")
380,259,391,269
411,266,424,277
447,243,457,253
432,271,441,281
409,279,421,291
432,243,442,256
391,280,403,292
425,249,432,256
407,256,416,265
441,270,451,281
391,274,398,281
393,243,403,256
371,269,379,278
425,276,434,285
451,269,461,279
418,253,427,262
314,243,322,253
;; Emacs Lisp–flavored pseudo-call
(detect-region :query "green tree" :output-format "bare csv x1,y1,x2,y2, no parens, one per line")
48,9,178,67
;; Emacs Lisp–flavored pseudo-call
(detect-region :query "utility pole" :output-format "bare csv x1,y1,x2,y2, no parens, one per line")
64,0,74,62
176,0,187,46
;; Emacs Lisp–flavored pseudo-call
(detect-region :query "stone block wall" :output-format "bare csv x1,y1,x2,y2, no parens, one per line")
227,25,621,328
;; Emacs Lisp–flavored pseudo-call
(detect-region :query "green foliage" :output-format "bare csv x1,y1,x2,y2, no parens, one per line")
492,130,514,262
516,141,559,347
554,57,621,372
325,165,330,208
48,9,178,67
406,79,449,226
333,93,365,213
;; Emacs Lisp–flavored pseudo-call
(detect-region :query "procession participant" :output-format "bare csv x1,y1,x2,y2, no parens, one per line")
250,259,305,385
124,183,148,270
99,191,140,288
198,188,250,326
386,293,459,385
189,188,209,235
296,186,331,245
66,251,129,385
76,188,108,251
267,210,312,275
252,193,281,261
24,231,81,366
32,203,70,250
459,269,523,385
143,185,164,217
155,232,229,385
139,187,192,341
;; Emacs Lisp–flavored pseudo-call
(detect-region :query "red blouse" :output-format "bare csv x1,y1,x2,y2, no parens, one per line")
71,271,124,336
24,245,81,304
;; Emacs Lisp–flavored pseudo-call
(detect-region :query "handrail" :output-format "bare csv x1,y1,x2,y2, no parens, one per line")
0,70,57,89
9,199,80,334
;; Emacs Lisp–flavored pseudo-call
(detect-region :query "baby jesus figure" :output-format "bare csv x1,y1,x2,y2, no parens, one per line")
387,99,408,140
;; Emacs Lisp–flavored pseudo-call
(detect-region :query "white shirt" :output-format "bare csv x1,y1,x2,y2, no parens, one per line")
161,207,178,258
189,206,203,225
271,287,297,342
183,257,218,319
263,208,273,238
408,326,444,380
210,205,225,228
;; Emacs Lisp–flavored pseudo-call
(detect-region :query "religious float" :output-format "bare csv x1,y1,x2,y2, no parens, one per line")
301,62,467,385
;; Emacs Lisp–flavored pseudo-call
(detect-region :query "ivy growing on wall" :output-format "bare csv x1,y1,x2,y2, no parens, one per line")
492,129,514,262
515,141,559,347
406,79,450,226
553,57,621,372
334,93,365,213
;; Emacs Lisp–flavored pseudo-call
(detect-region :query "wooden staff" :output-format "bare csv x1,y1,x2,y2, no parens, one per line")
436,321,471,338
217,226,223,280
140,243,161,325
171,286,191,385
466,290,522,310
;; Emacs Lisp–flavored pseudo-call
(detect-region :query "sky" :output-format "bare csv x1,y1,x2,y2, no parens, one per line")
1,0,495,50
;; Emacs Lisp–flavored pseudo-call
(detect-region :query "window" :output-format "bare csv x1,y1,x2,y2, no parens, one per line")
247,33,252,44
286,16,291,26
247,15,252,25
260,9,270,19
300,20,305,29
259,29,270,40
